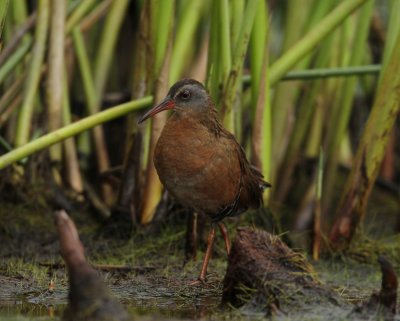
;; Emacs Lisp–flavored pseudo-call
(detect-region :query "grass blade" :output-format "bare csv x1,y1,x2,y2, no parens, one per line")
0,97,152,170
15,0,49,147
269,0,369,86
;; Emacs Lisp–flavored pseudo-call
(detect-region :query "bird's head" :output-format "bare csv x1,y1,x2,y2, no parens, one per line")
138,79,210,123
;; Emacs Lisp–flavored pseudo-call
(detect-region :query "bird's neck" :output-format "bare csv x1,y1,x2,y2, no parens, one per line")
171,107,222,136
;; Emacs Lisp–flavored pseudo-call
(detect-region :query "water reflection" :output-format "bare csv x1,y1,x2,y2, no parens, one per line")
0,292,221,320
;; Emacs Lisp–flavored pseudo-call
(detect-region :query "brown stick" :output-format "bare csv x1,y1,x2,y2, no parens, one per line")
55,210,86,267
0,13,37,66
55,210,132,321
0,95,22,127
79,0,113,33
0,73,24,114
116,132,142,223
312,198,321,261
380,130,395,181
185,212,198,262
63,136,84,195
378,256,398,314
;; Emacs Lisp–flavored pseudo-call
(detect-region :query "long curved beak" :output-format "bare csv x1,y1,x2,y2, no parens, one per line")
138,97,175,124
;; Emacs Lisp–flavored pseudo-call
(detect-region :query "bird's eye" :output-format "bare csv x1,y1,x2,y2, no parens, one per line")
179,90,191,100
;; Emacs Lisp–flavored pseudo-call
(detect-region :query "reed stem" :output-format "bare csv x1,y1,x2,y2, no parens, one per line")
269,0,369,86
47,0,66,163
72,27,113,204
329,19,400,249
0,97,152,170
169,0,204,84
15,0,49,147
0,0,9,47
140,0,175,224
93,0,129,106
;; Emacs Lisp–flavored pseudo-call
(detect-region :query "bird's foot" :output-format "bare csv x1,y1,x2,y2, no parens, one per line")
188,277,206,286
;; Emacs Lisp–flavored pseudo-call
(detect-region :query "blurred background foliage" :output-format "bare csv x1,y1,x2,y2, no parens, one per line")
0,0,398,255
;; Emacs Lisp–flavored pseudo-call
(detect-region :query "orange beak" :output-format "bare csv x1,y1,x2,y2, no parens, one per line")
138,97,175,124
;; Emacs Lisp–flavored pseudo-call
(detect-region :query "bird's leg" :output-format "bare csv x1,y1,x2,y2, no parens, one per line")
190,226,216,284
199,226,216,281
217,222,231,255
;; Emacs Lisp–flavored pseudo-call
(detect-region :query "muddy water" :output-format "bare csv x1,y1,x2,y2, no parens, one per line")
0,291,220,321
0,275,222,321
0,277,67,320
0,296,221,321
1,261,399,321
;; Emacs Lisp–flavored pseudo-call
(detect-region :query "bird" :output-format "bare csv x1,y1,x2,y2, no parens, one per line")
139,79,270,283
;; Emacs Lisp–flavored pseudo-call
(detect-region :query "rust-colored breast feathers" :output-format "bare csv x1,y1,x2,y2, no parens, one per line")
154,115,241,216
154,113,268,221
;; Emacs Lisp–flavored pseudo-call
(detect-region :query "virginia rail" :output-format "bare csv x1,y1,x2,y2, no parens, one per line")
139,79,270,282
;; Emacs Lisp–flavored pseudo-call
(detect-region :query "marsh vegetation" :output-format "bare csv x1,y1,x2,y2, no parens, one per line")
0,0,399,320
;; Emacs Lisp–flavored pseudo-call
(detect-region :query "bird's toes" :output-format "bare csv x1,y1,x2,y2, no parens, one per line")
188,277,206,286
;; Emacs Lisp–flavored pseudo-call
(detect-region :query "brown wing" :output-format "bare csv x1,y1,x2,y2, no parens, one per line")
236,142,271,209
209,130,270,222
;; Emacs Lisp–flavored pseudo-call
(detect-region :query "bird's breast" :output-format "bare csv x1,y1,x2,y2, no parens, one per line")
153,116,241,214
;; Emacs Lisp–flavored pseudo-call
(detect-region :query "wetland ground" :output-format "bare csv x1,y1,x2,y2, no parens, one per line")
0,187,399,321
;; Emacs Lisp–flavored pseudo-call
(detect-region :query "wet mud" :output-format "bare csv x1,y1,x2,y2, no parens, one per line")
0,201,399,320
